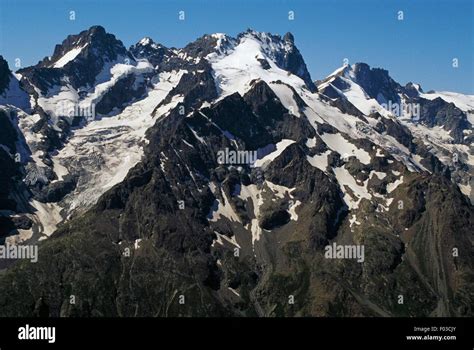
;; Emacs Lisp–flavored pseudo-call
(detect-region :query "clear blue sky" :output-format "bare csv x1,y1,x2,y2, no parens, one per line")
0,0,472,93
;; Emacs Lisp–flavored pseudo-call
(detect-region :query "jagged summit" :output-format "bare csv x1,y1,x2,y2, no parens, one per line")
17,25,135,97
165,28,314,90
318,62,425,101
130,36,172,68
39,25,129,69
127,28,316,91
138,37,153,46
318,62,419,106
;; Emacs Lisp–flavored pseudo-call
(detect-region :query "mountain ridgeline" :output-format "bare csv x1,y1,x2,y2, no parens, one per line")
0,26,472,317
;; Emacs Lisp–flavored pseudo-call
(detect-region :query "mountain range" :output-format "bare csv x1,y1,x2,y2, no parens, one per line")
0,25,472,317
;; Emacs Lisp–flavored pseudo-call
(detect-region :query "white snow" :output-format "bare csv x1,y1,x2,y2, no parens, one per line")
333,166,371,209
253,139,295,168
205,32,433,181
349,214,361,228
208,34,307,99
409,123,454,146
51,69,185,215
318,66,392,118
189,127,206,144
298,88,433,175
420,91,474,114
182,139,194,148
320,132,371,165
38,57,154,126
386,176,404,193
209,188,240,223
302,106,324,125
0,74,30,110
269,82,301,117
53,44,88,68
52,158,69,181
371,171,387,180
328,65,348,78
238,184,263,244
134,238,142,249
264,181,295,199
228,287,240,297
30,199,63,237
5,228,33,245
288,200,301,220
202,40,473,212
341,77,381,116
139,37,152,46
459,183,472,199
210,33,233,54
1,106,49,176
306,150,330,172
306,137,317,148
212,231,241,249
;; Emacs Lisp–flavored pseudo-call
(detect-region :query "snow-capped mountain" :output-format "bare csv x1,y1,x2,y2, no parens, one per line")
317,62,473,198
0,26,472,317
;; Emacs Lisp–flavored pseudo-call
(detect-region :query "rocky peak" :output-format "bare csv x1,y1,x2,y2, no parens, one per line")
179,29,315,91
130,36,173,67
41,25,129,69
132,36,164,51
0,56,11,94
283,32,295,44
350,62,402,103
403,82,423,98
19,26,133,93
236,29,316,91
182,33,236,59
323,63,423,103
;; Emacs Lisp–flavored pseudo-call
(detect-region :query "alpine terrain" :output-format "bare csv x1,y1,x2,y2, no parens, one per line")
0,26,472,317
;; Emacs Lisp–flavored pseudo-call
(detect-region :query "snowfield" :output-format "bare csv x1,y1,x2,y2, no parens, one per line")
254,139,295,168
53,69,186,215
2,69,186,242
208,33,307,100
53,44,89,68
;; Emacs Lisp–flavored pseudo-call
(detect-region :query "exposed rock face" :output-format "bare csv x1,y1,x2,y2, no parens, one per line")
417,97,470,143
0,110,20,213
316,62,472,204
173,30,317,92
272,32,316,92
95,73,147,115
239,30,316,92
0,27,472,318
182,34,230,58
25,25,132,91
129,37,173,68
156,63,217,110
0,56,11,94
352,63,402,103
